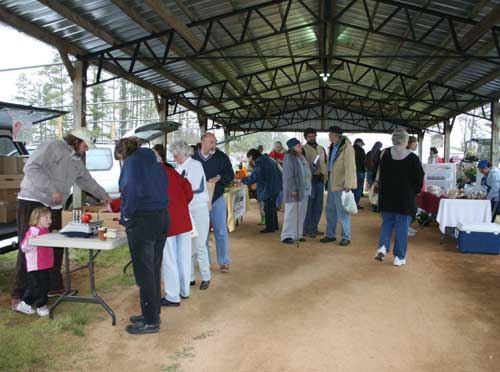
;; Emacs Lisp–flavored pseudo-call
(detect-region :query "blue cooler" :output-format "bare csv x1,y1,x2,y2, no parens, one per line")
456,223,500,254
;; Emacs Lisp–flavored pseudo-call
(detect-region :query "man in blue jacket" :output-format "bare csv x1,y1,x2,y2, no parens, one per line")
240,148,283,233
193,133,235,273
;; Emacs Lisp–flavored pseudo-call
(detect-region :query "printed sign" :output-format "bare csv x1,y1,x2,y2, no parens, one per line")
9,110,33,142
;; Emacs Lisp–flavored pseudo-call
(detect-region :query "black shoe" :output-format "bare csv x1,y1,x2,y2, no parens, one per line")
282,238,295,244
190,281,196,287
320,237,336,243
130,314,162,324
125,321,160,335
339,239,351,246
357,205,364,210
200,280,210,290
160,298,180,307
298,237,306,242
315,230,325,236
304,233,316,238
180,294,189,299
260,229,275,233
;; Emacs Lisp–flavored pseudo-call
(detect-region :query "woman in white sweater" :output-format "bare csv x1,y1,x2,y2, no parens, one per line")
170,140,212,291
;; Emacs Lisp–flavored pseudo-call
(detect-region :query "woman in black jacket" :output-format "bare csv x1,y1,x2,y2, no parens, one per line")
374,129,424,267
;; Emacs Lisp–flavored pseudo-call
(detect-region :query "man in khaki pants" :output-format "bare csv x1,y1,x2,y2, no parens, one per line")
320,126,357,246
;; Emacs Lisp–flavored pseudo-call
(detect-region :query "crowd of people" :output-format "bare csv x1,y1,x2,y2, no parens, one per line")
8,125,499,336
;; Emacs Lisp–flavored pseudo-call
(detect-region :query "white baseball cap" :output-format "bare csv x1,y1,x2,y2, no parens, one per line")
69,128,96,148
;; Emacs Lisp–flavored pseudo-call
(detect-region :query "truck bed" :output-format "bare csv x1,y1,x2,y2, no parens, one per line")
0,222,18,254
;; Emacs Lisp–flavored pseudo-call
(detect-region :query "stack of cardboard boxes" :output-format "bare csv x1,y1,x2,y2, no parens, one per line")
0,156,27,223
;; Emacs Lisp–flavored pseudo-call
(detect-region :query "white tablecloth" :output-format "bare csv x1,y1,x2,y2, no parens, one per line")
436,199,492,233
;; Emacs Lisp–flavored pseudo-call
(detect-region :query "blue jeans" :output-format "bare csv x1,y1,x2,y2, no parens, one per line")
378,212,412,259
207,196,230,266
354,172,365,206
325,189,351,240
303,178,325,235
366,171,376,188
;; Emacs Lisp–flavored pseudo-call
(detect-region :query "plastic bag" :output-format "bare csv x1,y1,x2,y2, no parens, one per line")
368,184,378,205
341,191,358,214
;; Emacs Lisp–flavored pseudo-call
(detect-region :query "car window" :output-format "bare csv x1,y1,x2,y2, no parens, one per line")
0,137,18,156
86,148,113,171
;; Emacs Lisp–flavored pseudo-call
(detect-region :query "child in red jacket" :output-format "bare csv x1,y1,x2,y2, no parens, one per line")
15,207,54,317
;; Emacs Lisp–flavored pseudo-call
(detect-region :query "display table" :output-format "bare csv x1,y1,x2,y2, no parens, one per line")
29,232,128,325
416,192,442,216
224,185,249,232
436,199,492,234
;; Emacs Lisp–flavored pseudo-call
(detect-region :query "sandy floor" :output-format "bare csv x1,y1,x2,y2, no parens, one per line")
77,199,500,372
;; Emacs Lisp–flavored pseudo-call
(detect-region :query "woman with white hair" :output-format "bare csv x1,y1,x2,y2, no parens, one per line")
374,128,424,267
170,140,211,290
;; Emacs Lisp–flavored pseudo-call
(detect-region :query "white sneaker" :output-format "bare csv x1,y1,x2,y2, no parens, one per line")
36,306,49,317
375,246,387,261
408,227,417,234
408,230,416,237
393,257,407,267
15,301,35,315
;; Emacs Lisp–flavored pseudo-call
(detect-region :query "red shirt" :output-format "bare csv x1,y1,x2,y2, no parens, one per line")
161,164,193,237
269,150,284,162
109,165,193,237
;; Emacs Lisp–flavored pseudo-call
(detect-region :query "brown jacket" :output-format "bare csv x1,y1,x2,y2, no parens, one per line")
329,137,357,192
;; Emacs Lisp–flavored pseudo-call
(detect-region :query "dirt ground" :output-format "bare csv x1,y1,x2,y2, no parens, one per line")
77,199,500,372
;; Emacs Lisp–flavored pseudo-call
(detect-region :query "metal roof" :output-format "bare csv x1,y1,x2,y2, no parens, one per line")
1,0,500,135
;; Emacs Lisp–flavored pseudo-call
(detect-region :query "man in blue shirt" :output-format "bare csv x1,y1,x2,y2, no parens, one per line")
478,160,500,219
193,133,235,273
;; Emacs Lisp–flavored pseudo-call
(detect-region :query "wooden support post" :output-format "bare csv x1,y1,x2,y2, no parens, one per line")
444,120,452,163
72,60,87,208
418,130,424,160
224,128,230,155
492,101,500,166
198,115,207,136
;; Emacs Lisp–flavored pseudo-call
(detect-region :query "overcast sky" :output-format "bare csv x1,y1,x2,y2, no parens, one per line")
0,23,487,157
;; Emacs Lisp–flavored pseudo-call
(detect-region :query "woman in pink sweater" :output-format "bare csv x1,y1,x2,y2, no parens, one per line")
15,207,54,317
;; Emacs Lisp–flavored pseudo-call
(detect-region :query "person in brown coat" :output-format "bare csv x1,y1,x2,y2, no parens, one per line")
320,126,357,246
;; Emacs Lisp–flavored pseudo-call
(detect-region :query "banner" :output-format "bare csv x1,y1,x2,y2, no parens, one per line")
232,188,246,220
8,110,33,142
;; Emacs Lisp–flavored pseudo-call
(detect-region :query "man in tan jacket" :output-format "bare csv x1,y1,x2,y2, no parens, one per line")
302,128,328,238
320,126,357,246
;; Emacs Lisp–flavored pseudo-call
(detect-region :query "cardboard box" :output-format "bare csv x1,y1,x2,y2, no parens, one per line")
0,174,23,189
62,205,102,227
0,202,17,223
61,205,125,231
17,156,29,173
100,211,124,231
0,189,19,203
0,157,19,174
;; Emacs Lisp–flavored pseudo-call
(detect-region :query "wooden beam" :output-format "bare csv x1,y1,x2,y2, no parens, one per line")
58,49,74,81
462,3,500,50
145,0,202,51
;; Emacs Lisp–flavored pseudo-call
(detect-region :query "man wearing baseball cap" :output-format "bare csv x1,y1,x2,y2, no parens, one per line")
478,160,500,219
320,126,357,246
11,127,111,310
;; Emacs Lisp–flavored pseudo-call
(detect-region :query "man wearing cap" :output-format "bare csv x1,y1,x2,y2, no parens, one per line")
302,128,328,238
478,160,500,219
353,138,366,209
320,126,357,246
10,128,111,309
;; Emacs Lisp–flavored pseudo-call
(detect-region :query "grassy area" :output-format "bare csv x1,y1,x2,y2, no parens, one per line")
0,245,134,372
